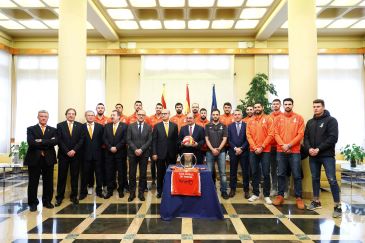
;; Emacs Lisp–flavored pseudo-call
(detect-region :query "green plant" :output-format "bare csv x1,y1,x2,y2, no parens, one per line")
9,141,28,161
237,73,278,116
341,144,365,163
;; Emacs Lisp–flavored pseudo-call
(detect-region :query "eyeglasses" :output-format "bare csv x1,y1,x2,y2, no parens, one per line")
161,113,168,115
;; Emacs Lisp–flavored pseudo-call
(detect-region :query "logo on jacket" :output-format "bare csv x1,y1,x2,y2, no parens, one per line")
293,118,297,123
319,122,324,128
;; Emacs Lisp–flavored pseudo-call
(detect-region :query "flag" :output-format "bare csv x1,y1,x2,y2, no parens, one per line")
184,84,191,114
211,84,217,117
161,83,167,108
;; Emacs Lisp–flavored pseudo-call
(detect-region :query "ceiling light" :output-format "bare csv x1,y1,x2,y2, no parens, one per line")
99,0,128,7
19,20,48,29
316,19,333,28
281,20,288,28
43,20,59,29
115,20,139,29
245,0,273,7
188,0,215,7
0,0,17,7
164,20,185,29
350,19,365,28
188,20,210,29
0,12,9,20
129,0,156,7
0,20,25,29
240,8,267,19
217,0,244,7
87,22,94,30
316,0,333,6
235,19,259,28
41,0,59,7
359,1,365,5
159,0,185,7
13,0,45,7
53,8,59,14
140,20,162,29
316,7,323,14
107,9,134,20
330,0,361,6
212,20,234,29
327,19,357,28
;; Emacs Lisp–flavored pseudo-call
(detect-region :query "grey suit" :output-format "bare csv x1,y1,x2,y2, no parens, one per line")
127,122,152,194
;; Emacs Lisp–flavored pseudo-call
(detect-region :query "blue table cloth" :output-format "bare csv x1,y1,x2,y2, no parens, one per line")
160,165,224,221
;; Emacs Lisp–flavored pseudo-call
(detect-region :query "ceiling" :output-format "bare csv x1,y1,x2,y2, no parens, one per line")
0,0,364,40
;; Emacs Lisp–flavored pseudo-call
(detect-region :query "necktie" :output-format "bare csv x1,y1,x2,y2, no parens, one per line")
68,122,73,136
113,124,117,136
189,125,193,136
236,122,241,136
138,123,142,134
164,122,169,136
88,123,93,139
41,126,45,135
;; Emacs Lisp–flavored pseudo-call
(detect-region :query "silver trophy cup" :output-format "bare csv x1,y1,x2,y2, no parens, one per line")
179,153,197,168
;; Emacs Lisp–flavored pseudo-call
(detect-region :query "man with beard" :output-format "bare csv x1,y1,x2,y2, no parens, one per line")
242,105,254,124
115,103,128,123
246,103,274,204
196,108,209,128
127,100,143,125
220,102,235,126
170,102,186,132
95,103,111,126
272,98,305,210
205,109,229,200
191,103,201,120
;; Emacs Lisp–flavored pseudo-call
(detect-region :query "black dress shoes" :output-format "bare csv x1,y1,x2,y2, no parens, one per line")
138,193,145,201
29,205,37,212
229,189,236,198
43,202,54,209
244,191,250,199
96,192,104,198
70,198,79,205
221,192,229,200
79,194,87,200
104,193,113,199
156,193,162,199
55,200,62,207
128,193,136,202
118,191,124,198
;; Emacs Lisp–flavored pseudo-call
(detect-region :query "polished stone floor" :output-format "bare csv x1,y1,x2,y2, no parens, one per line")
0,171,364,243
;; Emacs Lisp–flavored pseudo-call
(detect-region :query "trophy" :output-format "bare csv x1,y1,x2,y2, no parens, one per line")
179,153,197,168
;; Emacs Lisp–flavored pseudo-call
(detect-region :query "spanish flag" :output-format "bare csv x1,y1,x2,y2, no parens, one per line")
161,83,167,108
184,84,190,114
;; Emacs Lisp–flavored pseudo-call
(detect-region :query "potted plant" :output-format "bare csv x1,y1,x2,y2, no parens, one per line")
341,144,365,168
9,141,28,165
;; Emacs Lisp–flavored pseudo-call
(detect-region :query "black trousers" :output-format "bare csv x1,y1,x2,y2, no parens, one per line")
80,159,103,195
28,157,54,206
105,156,127,194
56,157,80,200
128,155,147,194
157,156,176,194
87,162,95,188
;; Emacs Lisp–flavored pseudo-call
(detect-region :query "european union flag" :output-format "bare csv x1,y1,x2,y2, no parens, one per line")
211,84,217,118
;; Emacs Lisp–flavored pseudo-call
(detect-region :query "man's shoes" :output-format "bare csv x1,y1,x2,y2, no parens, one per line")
43,202,54,209
248,195,259,202
156,193,162,198
333,204,342,218
296,197,305,210
221,192,229,200
308,200,322,211
128,193,135,202
272,195,284,206
118,191,124,198
96,192,104,198
29,205,37,212
104,193,113,199
70,198,79,205
79,194,87,200
138,193,145,201
55,199,62,207
228,189,235,198
244,191,250,199
151,180,156,186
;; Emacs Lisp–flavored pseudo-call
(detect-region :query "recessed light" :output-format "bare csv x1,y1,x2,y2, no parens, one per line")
87,22,94,30
188,0,215,7
350,19,365,28
235,19,259,28
316,7,323,14
330,0,361,6
41,0,59,7
281,20,288,28
140,20,162,29
19,20,48,29
316,19,333,28
129,0,156,7
327,19,357,28
99,0,128,7
245,0,273,7
115,20,139,29
13,0,45,7
0,20,25,29
212,20,234,29
240,8,267,19
217,0,244,7
159,0,185,7
107,9,134,20
164,20,185,29
188,20,210,29
316,0,333,6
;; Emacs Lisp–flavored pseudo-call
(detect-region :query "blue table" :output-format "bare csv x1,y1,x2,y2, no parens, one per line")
160,165,224,221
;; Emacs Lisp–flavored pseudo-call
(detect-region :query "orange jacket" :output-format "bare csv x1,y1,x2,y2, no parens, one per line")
220,114,234,126
242,116,252,124
120,114,128,123
127,113,150,125
193,113,201,121
246,114,274,152
196,118,209,128
270,111,282,147
149,114,163,129
170,114,187,132
274,112,304,153
95,115,111,126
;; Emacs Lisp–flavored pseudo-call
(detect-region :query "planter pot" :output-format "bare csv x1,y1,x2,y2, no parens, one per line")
350,159,357,168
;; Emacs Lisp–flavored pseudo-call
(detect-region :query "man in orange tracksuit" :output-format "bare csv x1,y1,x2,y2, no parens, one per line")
192,103,201,121
195,108,209,128
242,105,254,124
115,103,128,123
95,103,111,126
219,102,235,126
272,98,305,209
170,102,187,132
246,103,274,204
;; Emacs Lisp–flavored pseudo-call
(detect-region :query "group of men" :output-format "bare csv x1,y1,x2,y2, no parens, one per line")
25,98,342,218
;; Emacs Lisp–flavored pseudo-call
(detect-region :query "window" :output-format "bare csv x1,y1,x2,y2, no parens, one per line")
0,50,11,153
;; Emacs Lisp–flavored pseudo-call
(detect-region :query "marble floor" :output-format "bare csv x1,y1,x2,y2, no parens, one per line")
0,171,364,243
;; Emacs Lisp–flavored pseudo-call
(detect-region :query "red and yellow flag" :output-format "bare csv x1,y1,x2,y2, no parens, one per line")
184,84,190,114
161,83,167,108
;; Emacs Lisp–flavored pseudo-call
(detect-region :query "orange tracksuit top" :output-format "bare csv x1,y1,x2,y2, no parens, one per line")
149,114,163,129
274,111,304,153
246,114,274,152
196,118,209,128
270,111,282,148
127,112,150,125
220,114,234,127
95,115,111,126
170,114,187,132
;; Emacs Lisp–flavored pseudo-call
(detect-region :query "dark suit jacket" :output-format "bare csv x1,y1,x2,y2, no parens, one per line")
152,121,178,160
103,122,128,159
82,122,104,161
178,124,205,155
228,122,249,157
57,121,84,161
127,122,152,158
25,124,58,167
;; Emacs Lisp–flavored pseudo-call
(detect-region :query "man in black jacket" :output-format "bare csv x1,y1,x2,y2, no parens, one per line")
304,99,341,218
56,108,85,206
25,110,58,212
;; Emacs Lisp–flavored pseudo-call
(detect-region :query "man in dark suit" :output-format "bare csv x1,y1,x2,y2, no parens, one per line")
152,109,178,198
55,108,85,206
25,110,58,212
228,109,250,199
178,113,205,164
127,109,152,202
103,110,128,199
80,110,104,200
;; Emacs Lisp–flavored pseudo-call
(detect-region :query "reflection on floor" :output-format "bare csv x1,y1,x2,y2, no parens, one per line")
0,171,364,243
